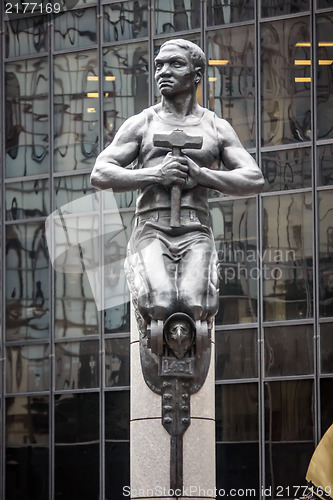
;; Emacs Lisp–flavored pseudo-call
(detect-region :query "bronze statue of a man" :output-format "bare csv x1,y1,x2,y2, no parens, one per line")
91,39,264,332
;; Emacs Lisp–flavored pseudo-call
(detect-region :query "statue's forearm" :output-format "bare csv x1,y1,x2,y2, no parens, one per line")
90,162,161,192
197,165,264,197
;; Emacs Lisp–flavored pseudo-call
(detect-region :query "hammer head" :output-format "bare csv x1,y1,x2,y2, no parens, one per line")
153,129,203,151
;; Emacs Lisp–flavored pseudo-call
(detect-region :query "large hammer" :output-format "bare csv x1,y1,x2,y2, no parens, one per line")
153,129,203,227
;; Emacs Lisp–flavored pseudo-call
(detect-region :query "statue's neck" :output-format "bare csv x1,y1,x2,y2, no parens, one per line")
160,93,200,120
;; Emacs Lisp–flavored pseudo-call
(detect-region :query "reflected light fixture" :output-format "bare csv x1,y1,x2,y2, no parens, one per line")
208,60,229,65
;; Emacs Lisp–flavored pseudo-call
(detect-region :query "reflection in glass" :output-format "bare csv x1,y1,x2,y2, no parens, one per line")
54,51,98,172
5,58,49,178
216,383,258,442
6,179,49,221
263,193,313,321
54,8,97,50
262,147,311,192
318,0,333,7
103,43,149,146
321,378,333,436
105,338,130,387
5,16,47,57
319,190,333,318
261,18,311,146
105,443,130,500
55,174,97,211
6,344,50,393
317,14,333,140
262,0,309,17
104,1,148,42
6,396,49,499
154,0,200,35
264,325,313,377
55,393,99,499
265,380,314,441
55,272,99,338
265,380,315,494
211,198,258,326
207,26,255,148
105,391,130,440
207,0,254,26
55,341,99,390
215,329,257,380
320,323,333,374
318,144,333,186
104,211,134,332
6,223,49,341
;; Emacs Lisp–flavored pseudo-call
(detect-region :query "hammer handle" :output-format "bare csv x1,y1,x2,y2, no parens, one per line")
170,146,182,228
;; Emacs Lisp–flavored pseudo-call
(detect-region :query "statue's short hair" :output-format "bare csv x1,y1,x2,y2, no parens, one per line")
159,39,206,75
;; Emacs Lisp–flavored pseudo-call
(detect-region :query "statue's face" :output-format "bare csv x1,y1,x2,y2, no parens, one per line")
154,45,196,97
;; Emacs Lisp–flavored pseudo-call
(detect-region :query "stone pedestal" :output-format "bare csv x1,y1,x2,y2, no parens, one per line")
130,307,216,500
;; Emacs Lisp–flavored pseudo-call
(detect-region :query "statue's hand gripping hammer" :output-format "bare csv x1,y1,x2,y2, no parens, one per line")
153,129,203,228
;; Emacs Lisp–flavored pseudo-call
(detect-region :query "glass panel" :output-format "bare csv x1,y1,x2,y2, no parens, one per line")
55,341,99,390
103,42,149,146
6,179,49,221
261,18,311,147
317,0,333,7
54,50,98,172
105,338,130,387
216,383,259,442
55,272,99,338
211,198,258,326
320,378,333,436
263,193,313,321
154,0,201,35
207,26,255,148
105,391,130,440
265,380,314,441
103,211,134,332
54,8,97,50
6,396,49,500
317,13,333,140
55,393,99,499
216,444,259,495
6,344,50,393
5,58,49,178
265,443,315,499
207,0,254,26
6,223,49,341
55,174,96,211
262,147,312,192
318,143,333,186
262,0,309,17
264,324,314,377
320,323,333,374
105,442,130,500
319,190,333,318
265,380,315,498
103,0,148,42
215,329,258,380
5,16,47,57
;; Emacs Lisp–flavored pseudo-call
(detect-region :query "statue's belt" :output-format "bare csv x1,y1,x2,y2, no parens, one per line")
135,208,210,226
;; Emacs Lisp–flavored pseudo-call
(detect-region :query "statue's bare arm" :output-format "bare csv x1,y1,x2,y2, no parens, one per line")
91,113,190,192
186,117,264,196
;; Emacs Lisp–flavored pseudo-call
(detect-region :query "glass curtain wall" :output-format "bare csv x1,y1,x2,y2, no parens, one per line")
1,1,333,499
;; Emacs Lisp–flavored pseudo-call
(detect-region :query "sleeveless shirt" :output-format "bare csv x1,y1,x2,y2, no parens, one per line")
135,105,221,216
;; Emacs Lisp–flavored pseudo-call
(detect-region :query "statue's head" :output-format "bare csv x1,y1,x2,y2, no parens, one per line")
156,39,206,88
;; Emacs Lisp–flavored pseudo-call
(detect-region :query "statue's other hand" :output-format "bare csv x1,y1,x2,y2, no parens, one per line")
159,152,189,187
182,155,201,190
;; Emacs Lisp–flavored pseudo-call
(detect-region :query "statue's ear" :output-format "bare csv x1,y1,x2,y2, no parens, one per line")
194,67,202,84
